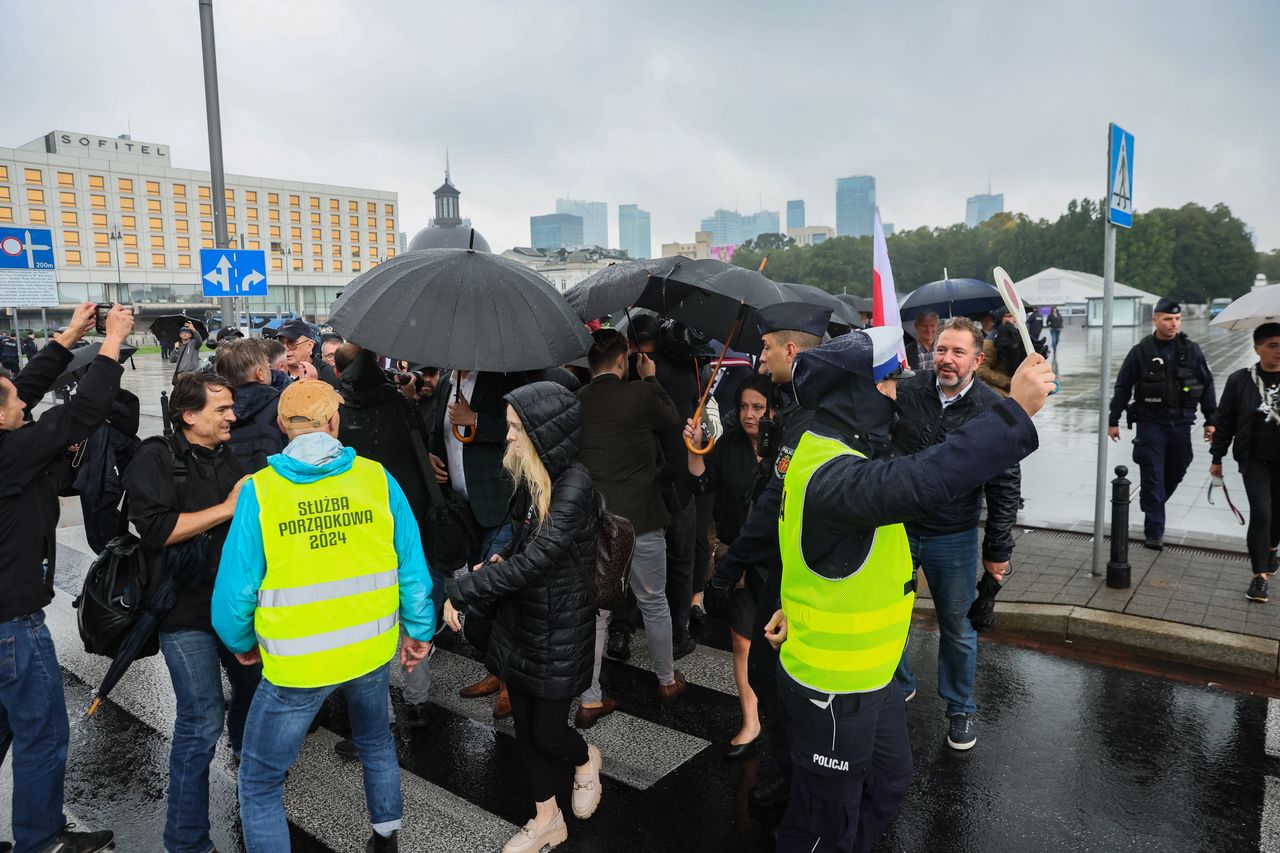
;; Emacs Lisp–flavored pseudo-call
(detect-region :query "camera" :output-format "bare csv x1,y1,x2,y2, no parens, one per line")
94,302,113,334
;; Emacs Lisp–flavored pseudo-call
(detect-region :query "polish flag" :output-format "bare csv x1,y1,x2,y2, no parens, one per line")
871,207,907,359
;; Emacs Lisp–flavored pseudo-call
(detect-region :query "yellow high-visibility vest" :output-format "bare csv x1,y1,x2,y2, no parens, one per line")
251,456,399,688
778,432,915,693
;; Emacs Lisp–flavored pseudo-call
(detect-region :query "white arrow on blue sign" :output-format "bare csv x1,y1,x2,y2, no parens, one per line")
199,248,269,297
1107,123,1134,229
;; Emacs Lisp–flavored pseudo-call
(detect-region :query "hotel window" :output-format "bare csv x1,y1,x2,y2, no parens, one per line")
88,175,104,190
384,219,394,230
0,187,7,202
386,248,395,258
151,235,165,249
269,208,280,222
385,233,395,245
175,219,188,233
225,205,234,221
178,254,191,269
65,249,82,265
330,244,341,257
93,232,108,247
148,217,163,230
145,181,160,195
366,216,375,228
202,238,214,248
173,183,187,197
329,198,339,211
90,194,106,209
367,202,376,214
348,200,357,212
330,229,340,242
227,223,236,236
269,225,280,238
147,199,161,213
24,168,43,183
177,236,190,250
225,188,234,201
385,204,394,216
198,185,210,199
174,201,187,215
332,259,343,272
349,231,359,243
245,191,257,204
329,214,339,226
292,258,302,271
64,231,80,246
61,211,78,226
248,223,259,236
117,178,133,193
124,251,139,267
267,193,278,205
123,234,138,248
290,227,301,240
121,215,136,229
271,257,282,271
119,197,135,212
310,196,319,209
0,208,14,223
58,172,75,187
27,188,45,204
199,203,212,217
92,213,108,228
352,260,361,272
289,211,300,224
59,191,76,206
248,240,260,250
289,194,300,206
312,243,322,256
151,253,166,268
247,208,258,220
0,165,7,181
291,242,302,255
28,209,47,224
312,258,323,271
95,250,111,266
310,228,322,240
310,212,320,225
348,215,357,227
367,232,377,244
201,221,212,234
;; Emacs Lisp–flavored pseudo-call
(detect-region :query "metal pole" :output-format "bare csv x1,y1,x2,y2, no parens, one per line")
40,308,48,349
1091,222,1118,575
198,0,238,331
11,308,19,368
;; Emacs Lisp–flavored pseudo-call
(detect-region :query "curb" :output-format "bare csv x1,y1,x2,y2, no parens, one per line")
913,599,1280,680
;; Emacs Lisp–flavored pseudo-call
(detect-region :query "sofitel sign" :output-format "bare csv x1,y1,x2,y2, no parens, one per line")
45,131,169,161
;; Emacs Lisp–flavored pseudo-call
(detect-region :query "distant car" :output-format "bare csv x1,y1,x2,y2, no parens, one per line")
1209,297,1232,318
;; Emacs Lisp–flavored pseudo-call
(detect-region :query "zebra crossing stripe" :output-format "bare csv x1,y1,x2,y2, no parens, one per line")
1267,699,1280,759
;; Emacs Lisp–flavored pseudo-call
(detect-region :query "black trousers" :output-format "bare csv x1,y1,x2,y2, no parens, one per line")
748,565,791,774
1242,459,1280,574
775,669,913,853
692,492,715,598
507,685,589,803
1132,421,1195,539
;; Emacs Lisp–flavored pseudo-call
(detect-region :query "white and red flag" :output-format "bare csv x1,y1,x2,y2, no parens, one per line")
871,207,906,359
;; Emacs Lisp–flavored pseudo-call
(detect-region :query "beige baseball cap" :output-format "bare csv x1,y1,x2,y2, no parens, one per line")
278,380,341,428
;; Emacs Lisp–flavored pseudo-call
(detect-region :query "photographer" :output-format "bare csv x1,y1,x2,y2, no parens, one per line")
0,300,132,853
171,320,205,380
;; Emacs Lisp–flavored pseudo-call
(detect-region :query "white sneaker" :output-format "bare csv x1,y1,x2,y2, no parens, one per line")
572,743,603,819
502,810,568,853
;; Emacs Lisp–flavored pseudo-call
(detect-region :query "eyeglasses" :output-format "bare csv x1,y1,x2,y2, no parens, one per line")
283,337,312,350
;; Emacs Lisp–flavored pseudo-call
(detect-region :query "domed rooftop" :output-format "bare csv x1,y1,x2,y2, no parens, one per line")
408,161,491,253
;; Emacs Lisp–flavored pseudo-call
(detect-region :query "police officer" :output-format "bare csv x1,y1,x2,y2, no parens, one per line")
1108,297,1217,549
704,301,830,808
766,327,1055,853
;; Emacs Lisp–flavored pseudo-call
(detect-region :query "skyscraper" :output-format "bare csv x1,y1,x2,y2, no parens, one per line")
787,199,805,230
698,208,781,246
965,193,1004,227
556,198,608,248
618,204,651,259
530,213,583,250
835,175,876,238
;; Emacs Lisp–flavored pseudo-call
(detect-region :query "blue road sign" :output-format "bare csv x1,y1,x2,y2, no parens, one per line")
200,248,268,297
0,227,56,270
1107,123,1134,229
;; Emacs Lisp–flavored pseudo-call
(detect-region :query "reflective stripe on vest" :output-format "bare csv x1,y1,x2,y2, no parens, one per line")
777,432,915,694
252,456,400,688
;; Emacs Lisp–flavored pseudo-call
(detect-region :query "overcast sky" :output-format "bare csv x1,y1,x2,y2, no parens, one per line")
5,0,1277,255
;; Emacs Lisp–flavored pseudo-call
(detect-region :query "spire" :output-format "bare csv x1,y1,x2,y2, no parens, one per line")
445,148,452,186
433,154,461,226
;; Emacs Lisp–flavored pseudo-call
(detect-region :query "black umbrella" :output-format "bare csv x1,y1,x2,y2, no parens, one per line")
900,278,1002,321
836,293,873,316
779,283,861,331
967,572,1003,632
657,258,786,354
51,342,139,391
328,247,592,372
564,256,688,322
87,535,212,717
150,314,209,347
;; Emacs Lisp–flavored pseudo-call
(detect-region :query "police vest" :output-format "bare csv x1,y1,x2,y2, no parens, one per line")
777,432,915,693
251,456,400,688
1135,334,1205,416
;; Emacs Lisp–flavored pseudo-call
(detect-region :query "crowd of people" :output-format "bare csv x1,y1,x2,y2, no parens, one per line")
2,287,1273,853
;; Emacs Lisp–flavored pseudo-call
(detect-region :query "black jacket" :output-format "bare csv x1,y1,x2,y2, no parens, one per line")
446,382,599,700
893,372,1022,562
1210,366,1280,465
228,382,284,473
0,342,122,621
1108,333,1217,427
688,426,767,545
124,432,245,634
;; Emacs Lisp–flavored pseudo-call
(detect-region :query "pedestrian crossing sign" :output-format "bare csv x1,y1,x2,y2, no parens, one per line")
1108,123,1134,229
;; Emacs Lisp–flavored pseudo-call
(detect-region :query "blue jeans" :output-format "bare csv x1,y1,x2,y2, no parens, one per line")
239,663,402,852
0,611,70,852
894,529,980,716
160,629,262,853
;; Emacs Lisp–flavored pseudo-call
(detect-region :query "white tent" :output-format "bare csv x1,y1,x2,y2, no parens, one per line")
1012,267,1160,306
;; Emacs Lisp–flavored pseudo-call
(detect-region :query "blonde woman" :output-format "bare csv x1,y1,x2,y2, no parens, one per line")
443,381,602,852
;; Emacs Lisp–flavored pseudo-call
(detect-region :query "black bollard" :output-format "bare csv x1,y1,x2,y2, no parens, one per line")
1106,465,1132,589
160,391,172,438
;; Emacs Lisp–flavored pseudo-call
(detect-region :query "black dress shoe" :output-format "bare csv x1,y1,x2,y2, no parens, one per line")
335,738,358,759
399,702,431,729
723,737,759,760
749,772,791,808
606,632,631,661
1143,537,1164,551
672,636,697,660
367,829,398,852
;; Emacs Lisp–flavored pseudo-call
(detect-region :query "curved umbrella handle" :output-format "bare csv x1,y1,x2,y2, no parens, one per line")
685,430,716,456
452,423,476,444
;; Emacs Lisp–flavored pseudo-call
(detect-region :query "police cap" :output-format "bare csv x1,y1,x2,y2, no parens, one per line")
757,303,832,338
1153,297,1181,316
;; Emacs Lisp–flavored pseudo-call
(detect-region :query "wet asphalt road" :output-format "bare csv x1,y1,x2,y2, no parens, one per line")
5,534,1278,853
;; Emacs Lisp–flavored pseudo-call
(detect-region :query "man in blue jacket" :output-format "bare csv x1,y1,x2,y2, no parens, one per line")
212,380,435,853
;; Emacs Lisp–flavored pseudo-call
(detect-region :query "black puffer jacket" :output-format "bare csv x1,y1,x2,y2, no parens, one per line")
446,381,599,700
228,382,284,472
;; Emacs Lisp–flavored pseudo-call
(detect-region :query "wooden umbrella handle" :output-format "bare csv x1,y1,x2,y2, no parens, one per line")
683,298,753,456
685,406,717,456
452,424,476,444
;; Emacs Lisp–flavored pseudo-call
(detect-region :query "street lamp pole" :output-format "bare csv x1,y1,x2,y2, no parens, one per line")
197,0,238,330
109,224,123,303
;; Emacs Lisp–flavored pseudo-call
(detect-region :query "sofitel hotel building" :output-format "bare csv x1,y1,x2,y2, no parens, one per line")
0,130,399,320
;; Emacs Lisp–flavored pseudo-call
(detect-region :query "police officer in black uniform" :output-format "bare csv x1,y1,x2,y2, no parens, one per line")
704,301,830,808
1108,296,1217,549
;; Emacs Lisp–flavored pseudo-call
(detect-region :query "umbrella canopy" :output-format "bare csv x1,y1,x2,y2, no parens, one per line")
899,278,1002,321
779,283,861,331
150,314,208,347
1210,284,1280,331
328,248,592,372
51,342,138,391
659,259,787,353
564,256,687,322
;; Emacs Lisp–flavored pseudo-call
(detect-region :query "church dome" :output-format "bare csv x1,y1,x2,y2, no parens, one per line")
408,164,491,253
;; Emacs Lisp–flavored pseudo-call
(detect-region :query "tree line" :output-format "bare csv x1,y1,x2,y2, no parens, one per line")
729,199,1260,304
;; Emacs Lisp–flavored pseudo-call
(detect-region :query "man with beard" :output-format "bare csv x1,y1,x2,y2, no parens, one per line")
891,317,1021,751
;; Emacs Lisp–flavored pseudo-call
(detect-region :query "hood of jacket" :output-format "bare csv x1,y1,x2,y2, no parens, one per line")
232,381,280,423
793,332,895,451
267,432,356,483
504,380,582,480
